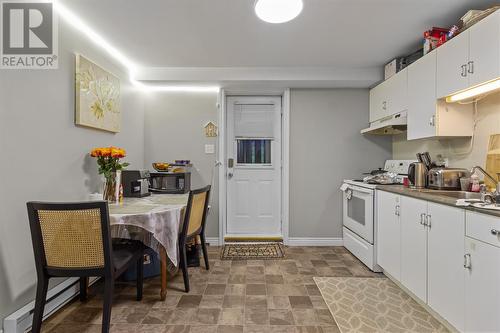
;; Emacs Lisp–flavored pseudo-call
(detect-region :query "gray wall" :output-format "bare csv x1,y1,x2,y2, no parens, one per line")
289,89,392,238
143,93,219,238
0,20,145,323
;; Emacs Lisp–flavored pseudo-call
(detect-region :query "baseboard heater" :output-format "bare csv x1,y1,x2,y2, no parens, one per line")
3,277,100,333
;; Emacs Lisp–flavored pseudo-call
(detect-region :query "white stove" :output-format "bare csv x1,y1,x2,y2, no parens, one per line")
342,160,414,272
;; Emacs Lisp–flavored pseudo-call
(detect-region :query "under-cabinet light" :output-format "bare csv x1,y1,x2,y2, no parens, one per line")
447,78,500,103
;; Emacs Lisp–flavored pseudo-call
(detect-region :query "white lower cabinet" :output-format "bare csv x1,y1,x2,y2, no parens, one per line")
376,190,401,281
427,203,465,332
376,191,472,332
464,212,500,333
400,196,427,301
464,237,500,333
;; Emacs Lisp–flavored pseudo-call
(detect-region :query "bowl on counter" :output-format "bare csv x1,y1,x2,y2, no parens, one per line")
152,162,170,172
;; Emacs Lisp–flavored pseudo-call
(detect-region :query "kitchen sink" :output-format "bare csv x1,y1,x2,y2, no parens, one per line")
420,190,482,200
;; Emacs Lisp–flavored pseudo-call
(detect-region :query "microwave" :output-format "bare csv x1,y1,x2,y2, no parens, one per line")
149,172,191,194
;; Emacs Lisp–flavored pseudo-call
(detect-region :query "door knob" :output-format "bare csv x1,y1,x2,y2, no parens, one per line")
228,172,233,179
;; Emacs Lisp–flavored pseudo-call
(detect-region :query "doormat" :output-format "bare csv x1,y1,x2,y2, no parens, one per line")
221,242,285,260
314,277,449,333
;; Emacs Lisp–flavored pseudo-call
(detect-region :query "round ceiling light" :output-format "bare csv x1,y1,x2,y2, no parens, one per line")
254,0,303,24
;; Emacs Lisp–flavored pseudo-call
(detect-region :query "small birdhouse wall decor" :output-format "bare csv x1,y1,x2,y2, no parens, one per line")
204,121,218,137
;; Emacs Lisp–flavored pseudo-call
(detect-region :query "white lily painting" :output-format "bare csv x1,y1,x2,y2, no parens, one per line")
75,54,121,133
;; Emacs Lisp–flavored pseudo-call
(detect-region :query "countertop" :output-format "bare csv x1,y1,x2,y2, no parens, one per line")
376,185,500,218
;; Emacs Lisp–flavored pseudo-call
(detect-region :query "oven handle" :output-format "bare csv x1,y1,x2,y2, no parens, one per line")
345,186,373,195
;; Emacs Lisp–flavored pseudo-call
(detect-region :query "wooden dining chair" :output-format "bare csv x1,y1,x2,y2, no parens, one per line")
26,201,144,333
178,185,211,292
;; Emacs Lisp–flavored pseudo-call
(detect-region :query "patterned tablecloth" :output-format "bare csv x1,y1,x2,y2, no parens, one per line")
108,194,188,268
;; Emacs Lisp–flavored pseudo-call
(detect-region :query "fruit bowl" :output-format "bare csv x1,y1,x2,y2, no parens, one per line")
152,162,170,172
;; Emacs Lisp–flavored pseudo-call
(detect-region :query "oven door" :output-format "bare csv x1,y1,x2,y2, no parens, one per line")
342,184,374,244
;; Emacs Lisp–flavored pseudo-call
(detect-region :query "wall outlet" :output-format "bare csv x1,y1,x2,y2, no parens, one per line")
205,144,215,154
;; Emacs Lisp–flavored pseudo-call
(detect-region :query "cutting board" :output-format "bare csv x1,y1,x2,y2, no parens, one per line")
485,134,500,189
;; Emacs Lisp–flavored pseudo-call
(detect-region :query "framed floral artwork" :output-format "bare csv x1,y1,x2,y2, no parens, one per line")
75,54,121,133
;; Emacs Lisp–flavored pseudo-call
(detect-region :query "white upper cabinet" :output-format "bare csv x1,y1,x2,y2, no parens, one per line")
437,11,500,98
436,30,470,99
407,51,437,140
469,11,500,87
370,10,500,139
408,50,473,140
369,80,388,122
400,196,428,302
387,68,408,116
369,69,407,123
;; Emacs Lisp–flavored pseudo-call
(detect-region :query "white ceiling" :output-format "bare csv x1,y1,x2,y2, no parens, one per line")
61,0,496,88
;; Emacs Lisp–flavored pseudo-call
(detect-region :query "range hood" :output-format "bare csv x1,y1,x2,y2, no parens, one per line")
361,111,407,135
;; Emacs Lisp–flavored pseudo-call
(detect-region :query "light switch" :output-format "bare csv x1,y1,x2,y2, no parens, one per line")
205,144,215,154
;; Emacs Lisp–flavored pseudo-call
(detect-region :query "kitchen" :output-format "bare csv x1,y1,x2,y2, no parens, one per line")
342,6,500,332
2,1,500,333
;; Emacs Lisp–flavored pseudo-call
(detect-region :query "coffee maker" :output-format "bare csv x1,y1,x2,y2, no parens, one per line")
122,170,151,197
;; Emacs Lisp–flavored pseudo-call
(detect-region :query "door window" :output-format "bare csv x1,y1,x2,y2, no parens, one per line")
237,139,271,164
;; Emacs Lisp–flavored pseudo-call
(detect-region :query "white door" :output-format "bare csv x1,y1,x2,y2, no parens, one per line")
400,196,428,302
376,191,401,281
226,96,282,237
465,237,500,333
427,203,465,332
469,11,500,87
436,30,470,98
407,51,437,140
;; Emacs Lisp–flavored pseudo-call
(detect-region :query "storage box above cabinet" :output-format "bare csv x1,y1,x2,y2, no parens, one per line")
408,51,474,140
437,10,500,99
369,68,408,123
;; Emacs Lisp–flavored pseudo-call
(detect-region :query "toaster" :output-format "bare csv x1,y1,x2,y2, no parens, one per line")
122,170,151,197
427,167,470,190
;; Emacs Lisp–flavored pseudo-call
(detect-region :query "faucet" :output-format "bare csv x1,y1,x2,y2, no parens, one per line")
471,166,500,203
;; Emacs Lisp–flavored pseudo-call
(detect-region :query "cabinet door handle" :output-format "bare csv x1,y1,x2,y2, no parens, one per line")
464,253,472,269
382,101,387,110
429,115,435,127
395,205,400,216
491,229,500,236
468,61,474,74
461,64,467,77
420,213,426,225
425,214,432,229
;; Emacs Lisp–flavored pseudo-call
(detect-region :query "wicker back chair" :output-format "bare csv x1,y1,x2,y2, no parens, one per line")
178,185,211,292
27,201,144,333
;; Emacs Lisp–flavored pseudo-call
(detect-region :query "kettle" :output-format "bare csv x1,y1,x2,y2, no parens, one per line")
408,162,427,189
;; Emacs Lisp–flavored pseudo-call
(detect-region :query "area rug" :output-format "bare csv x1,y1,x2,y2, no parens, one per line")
314,277,449,333
221,242,285,260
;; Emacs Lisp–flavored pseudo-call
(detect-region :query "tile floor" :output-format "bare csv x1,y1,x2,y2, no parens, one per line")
40,246,383,333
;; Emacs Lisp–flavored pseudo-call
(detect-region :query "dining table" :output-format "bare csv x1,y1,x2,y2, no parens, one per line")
108,193,189,300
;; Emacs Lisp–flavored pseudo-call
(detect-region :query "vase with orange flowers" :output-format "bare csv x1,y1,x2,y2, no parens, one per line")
90,147,129,202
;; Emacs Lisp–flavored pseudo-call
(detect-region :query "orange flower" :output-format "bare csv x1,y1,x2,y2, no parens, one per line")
90,148,101,157
100,147,111,157
111,147,126,158
91,146,126,159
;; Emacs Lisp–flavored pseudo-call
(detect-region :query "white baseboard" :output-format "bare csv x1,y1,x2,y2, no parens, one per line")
3,277,99,333
205,237,220,246
287,237,344,246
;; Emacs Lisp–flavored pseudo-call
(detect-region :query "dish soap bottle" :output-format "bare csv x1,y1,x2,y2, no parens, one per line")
471,174,481,192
